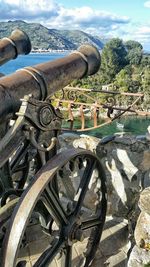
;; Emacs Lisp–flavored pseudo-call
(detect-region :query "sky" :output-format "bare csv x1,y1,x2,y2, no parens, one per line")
0,0,150,50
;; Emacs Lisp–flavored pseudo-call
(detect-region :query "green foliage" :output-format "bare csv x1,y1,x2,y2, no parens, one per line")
127,48,142,65
125,40,143,65
125,40,143,51
141,54,150,67
57,29,104,49
70,37,150,110
141,67,150,105
114,69,131,92
100,38,127,82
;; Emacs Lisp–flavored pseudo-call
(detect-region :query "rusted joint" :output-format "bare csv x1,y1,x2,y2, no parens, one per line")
71,50,89,78
17,67,48,100
2,37,18,59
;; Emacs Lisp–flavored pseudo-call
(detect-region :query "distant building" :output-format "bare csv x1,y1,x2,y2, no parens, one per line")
102,83,116,91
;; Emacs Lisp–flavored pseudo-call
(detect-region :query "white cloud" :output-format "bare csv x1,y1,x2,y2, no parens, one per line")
0,0,59,19
133,26,150,48
144,1,150,8
116,22,150,50
43,5,130,42
138,26,150,34
0,0,129,29
5,1,150,47
4,0,20,5
0,0,149,49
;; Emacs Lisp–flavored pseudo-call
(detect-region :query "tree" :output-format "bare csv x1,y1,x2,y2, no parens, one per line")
125,40,143,65
125,40,143,51
141,67,150,106
141,54,150,67
101,38,127,82
114,69,131,92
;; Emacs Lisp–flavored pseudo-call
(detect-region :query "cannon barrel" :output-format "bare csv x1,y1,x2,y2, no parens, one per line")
0,44,100,120
0,29,31,66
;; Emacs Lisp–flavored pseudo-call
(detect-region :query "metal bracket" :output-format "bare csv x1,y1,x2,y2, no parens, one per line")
29,127,57,152
16,95,62,131
0,95,62,167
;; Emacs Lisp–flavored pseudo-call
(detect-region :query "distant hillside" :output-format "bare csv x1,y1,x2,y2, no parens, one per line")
53,29,104,50
0,20,104,50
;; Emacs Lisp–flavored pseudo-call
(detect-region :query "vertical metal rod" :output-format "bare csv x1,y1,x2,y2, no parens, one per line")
80,105,85,130
68,103,74,130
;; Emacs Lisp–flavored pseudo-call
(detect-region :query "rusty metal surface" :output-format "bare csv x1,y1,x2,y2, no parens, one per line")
0,44,100,121
0,29,31,66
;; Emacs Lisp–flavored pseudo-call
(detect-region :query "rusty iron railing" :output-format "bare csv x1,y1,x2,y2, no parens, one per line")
53,86,145,131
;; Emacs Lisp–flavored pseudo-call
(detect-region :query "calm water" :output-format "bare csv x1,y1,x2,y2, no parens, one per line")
0,53,150,137
81,116,150,138
0,52,69,75
62,115,150,138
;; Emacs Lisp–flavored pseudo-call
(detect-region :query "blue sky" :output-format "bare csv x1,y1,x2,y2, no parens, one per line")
0,0,150,50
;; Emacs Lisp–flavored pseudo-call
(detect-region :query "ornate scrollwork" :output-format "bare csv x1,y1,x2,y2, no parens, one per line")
105,96,116,107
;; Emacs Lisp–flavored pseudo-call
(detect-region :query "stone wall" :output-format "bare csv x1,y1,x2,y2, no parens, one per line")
128,187,150,266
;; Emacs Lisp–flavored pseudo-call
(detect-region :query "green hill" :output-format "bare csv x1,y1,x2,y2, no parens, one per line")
0,20,104,50
53,29,104,50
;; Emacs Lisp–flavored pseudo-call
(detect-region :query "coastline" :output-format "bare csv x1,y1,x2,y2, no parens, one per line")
31,49,72,54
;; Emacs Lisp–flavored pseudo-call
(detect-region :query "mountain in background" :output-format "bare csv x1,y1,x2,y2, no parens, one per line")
0,20,104,50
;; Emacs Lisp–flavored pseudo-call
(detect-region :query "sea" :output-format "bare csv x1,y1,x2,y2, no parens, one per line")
0,52,69,75
0,52,150,138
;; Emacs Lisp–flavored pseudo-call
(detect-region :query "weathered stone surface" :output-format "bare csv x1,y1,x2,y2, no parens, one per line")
99,142,143,217
143,171,150,188
73,134,100,151
146,125,150,141
139,187,150,214
130,141,148,153
140,150,150,171
100,135,115,145
58,133,99,152
113,148,138,181
58,132,80,151
134,211,150,248
128,245,150,267
136,135,146,141
114,135,136,145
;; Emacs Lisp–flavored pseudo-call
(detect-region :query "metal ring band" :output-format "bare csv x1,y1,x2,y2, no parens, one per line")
2,37,18,59
18,67,48,100
25,67,48,100
71,50,89,78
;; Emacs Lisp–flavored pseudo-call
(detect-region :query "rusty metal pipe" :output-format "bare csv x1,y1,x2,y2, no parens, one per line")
0,29,31,66
0,44,100,120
